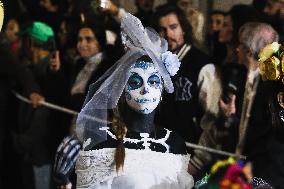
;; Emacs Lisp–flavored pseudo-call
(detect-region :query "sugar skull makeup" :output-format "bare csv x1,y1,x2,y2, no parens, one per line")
125,60,163,114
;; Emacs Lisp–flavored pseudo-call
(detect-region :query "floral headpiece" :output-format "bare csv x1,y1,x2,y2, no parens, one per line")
121,13,181,81
258,42,284,83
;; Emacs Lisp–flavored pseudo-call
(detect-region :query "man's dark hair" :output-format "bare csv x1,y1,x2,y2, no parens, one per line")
210,10,226,16
228,4,260,46
154,3,193,44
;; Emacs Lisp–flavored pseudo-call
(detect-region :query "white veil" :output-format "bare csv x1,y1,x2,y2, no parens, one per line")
76,13,179,150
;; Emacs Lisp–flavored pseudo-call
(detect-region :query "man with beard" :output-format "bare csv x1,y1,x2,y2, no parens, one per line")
154,4,209,150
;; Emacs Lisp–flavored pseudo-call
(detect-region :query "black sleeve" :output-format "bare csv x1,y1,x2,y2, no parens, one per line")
167,131,188,155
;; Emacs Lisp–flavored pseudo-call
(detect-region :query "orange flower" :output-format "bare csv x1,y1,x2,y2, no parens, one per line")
219,179,230,188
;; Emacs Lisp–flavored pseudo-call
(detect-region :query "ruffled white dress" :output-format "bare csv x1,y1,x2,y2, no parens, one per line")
76,128,194,189
76,148,193,189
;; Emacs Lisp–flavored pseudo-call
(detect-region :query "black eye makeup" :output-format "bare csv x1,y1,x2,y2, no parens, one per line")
127,73,143,90
148,74,161,88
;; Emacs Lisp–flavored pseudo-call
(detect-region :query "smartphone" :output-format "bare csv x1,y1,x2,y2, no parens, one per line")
100,0,108,8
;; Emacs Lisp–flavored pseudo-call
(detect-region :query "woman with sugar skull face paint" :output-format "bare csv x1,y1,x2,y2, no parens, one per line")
53,13,194,189
125,58,163,114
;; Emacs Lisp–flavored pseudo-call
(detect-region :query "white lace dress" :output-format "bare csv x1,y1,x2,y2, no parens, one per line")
76,128,194,189
76,148,193,189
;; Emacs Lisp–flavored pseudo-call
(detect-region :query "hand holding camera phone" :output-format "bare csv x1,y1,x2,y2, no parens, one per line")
100,0,109,8
90,0,118,15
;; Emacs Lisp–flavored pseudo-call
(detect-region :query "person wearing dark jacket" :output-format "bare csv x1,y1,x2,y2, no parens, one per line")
68,22,114,112
154,4,209,147
0,44,44,188
14,21,66,189
188,22,279,188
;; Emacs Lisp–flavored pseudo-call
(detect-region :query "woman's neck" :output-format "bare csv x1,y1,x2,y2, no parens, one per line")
123,106,155,133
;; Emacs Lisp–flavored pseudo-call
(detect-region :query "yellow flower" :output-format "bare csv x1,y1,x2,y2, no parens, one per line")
0,1,3,32
258,42,281,62
211,157,236,174
265,56,281,80
259,61,268,81
281,54,284,73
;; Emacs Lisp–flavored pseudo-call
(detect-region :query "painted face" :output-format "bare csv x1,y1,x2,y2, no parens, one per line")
159,13,185,52
125,61,163,114
77,28,100,59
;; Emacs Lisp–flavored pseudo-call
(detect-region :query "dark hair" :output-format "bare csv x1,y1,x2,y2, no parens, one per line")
210,10,226,16
111,108,127,172
77,21,106,51
32,37,56,51
154,3,193,44
228,4,260,46
252,0,268,12
136,55,153,63
58,15,81,48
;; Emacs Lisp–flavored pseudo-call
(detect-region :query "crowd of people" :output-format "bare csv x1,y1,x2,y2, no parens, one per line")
1,0,284,188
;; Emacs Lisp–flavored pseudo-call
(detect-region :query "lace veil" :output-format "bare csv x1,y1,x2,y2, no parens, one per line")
76,13,177,150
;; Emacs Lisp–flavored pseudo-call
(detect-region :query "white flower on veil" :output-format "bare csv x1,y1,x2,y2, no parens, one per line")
161,51,181,76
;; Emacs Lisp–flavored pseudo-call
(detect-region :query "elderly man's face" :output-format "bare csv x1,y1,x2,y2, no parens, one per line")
159,13,185,52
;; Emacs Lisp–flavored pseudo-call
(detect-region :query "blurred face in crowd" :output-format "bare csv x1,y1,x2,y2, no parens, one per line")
236,43,250,66
32,47,50,64
210,13,225,33
58,21,68,46
219,15,233,43
77,27,100,59
177,0,191,12
264,0,282,16
159,12,185,52
5,18,20,42
136,0,154,12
